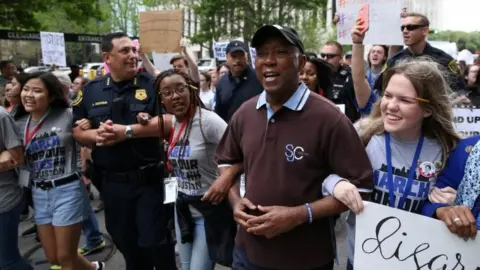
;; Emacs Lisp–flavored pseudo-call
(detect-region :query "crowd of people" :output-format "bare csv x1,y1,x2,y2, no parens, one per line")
0,8,479,270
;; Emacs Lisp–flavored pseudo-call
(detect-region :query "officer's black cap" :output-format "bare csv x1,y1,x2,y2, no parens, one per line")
251,25,305,54
226,40,248,54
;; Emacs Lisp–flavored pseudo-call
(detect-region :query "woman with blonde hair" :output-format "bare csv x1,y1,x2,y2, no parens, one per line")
322,53,460,268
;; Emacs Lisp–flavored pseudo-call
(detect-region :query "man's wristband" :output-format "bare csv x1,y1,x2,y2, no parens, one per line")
353,41,363,44
305,203,313,224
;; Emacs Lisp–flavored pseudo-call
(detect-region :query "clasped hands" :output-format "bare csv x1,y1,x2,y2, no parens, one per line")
233,198,305,239
95,120,127,146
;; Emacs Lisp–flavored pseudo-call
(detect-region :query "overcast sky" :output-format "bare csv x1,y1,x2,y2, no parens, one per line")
439,0,479,32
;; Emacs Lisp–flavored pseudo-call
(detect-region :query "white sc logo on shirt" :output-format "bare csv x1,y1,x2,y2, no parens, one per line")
285,144,306,162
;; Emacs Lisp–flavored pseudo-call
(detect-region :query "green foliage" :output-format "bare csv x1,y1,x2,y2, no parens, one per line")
0,0,103,30
430,30,480,52
106,0,140,35
191,0,328,53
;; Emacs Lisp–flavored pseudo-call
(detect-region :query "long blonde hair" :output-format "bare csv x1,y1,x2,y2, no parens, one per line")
359,57,460,169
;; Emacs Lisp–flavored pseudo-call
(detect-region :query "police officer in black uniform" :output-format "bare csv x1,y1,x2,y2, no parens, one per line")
72,32,176,270
374,12,465,95
320,41,360,122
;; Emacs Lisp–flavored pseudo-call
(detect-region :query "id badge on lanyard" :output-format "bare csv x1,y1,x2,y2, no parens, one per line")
163,176,178,204
163,119,188,204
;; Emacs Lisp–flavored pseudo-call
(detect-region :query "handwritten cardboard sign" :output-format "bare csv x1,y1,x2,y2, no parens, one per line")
40,32,66,67
139,10,183,53
354,202,480,269
453,106,480,137
336,0,405,45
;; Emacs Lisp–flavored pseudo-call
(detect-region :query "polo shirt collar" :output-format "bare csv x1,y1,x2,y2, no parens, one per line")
256,83,310,111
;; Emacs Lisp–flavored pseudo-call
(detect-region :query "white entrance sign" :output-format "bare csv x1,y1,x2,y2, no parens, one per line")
354,202,480,270
453,106,480,137
40,32,66,67
336,0,405,45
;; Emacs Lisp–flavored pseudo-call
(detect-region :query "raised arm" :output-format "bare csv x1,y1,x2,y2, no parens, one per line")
351,18,376,111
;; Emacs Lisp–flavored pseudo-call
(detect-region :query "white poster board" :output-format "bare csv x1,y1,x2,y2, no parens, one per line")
212,40,229,61
250,47,256,68
212,38,244,61
40,32,66,67
354,202,480,269
453,106,480,137
336,0,405,45
152,52,177,73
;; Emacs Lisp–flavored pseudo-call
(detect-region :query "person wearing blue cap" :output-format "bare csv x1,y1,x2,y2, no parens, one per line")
214,40,263,123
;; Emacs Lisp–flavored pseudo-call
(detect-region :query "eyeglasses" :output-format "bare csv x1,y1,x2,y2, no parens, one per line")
320,53,339,59
159,84,189,98
401,24,426,32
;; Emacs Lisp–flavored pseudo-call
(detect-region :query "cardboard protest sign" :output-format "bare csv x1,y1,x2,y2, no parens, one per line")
139,10,183,53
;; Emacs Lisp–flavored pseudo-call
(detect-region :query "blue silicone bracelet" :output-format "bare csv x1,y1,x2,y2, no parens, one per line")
305,203,313,224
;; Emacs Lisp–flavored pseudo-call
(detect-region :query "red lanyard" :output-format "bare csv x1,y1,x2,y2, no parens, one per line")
167,119,188,172
24,111,50,148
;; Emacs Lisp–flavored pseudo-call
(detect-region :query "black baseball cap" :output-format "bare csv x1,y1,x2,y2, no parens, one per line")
226,40,248,54
251,25,305,54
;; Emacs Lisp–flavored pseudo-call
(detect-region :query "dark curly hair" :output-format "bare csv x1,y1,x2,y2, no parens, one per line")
154,69,207,159
304,54,335,96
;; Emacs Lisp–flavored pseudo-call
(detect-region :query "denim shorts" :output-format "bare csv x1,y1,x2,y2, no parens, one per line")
32,178,89,226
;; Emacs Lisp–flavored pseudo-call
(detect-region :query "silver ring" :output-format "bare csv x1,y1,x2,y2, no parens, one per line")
453,217,461,223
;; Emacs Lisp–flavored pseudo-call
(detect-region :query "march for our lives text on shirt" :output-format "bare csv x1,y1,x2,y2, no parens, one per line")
26,130,68,180
374,161,435,213
169,143,203,196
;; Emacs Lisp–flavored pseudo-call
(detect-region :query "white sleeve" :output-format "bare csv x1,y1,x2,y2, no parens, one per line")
322,174,347,196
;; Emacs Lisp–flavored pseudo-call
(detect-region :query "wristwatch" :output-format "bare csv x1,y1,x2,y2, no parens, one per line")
125,125,134,138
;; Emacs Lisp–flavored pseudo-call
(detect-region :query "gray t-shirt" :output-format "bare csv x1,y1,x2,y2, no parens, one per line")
0,106,23,214
16,108,79,183
346,130,442,264
169,108,227,197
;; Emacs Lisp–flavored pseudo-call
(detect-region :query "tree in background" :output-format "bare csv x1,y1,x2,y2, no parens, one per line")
191,0,328,55
0,0,102,30
430,30,480,53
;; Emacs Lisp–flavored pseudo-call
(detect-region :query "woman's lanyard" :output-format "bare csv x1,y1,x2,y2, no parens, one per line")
385,133,424,209
166,119,188,172
24,109,51,150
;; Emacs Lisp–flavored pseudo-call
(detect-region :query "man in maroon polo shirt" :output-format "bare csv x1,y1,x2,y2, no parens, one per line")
215,25,373,270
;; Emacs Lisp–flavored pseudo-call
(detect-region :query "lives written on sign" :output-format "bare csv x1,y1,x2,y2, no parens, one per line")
452,105,480,137
354,202,480,270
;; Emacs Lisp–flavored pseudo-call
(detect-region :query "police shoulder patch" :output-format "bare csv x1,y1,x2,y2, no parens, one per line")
72,90,83,106
448,59,460,74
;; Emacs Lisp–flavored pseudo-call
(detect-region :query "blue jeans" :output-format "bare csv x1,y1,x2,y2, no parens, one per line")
82,207,103,247
174,211,214,270
347,260,353,270
0,201,33,270
32,179,89,226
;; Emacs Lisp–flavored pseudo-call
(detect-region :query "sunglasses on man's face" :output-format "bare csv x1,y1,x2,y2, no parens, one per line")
401,24,425,32
320,53,339,59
